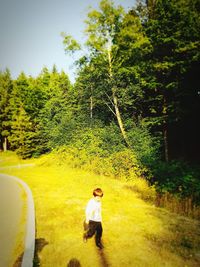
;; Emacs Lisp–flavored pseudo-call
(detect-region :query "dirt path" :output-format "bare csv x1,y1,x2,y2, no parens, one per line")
0,163,35,170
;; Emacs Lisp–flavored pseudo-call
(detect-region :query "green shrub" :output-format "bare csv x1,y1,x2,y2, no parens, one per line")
126,121,160,168
38,122,159,184
152,160,200,204
110,149,142,178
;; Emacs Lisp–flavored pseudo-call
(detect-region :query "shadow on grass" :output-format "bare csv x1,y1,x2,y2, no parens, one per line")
33,238,49,267
67,258,82,267
13,238,48,267
13,253,23,267
98,246,110,267
146,208,200,264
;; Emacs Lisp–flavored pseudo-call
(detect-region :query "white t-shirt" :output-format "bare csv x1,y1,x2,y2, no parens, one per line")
85,198,102,222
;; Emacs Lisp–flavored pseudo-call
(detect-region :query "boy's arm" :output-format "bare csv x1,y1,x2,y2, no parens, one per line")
85,200,94,224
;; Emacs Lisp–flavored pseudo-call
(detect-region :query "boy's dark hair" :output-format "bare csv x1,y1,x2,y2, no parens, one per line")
93,188,103,197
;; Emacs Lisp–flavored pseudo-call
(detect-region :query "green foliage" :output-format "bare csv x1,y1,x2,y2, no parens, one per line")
110,149,142,178
64,123,125,157
85,0,124,52
7,72,47,157
8,107,39,158
152,160,200,203
0,69,13,150
38,122,154,180
33,69,72,154
96,123,125,154
126,119,160,167
61,33,81,54
134,0,200,163
4,67,73,158
74,129,103,153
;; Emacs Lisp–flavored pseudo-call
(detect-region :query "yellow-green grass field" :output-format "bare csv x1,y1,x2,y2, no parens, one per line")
0,152,200,267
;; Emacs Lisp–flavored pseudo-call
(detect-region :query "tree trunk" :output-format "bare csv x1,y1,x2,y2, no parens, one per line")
90,95,93,119
163,96,169,162
163,125,169,162
112,89,129,146
107,49,129,146
3,137,7,152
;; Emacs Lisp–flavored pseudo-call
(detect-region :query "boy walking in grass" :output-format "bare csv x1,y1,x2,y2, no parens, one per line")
83,188,104,249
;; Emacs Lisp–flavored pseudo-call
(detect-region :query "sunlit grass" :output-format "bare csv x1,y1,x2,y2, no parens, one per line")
0,151,34,167
0,151,22,167
1,152,200,267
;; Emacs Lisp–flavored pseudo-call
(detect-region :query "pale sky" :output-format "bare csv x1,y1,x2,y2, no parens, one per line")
0,0,136,83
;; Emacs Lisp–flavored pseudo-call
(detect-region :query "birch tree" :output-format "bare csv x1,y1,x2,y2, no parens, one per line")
63,0,131,144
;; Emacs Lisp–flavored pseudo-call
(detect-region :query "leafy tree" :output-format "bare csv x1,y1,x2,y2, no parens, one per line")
63,0,131,144
63,0,153,149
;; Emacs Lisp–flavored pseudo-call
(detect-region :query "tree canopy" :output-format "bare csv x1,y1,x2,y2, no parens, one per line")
0,0,199,203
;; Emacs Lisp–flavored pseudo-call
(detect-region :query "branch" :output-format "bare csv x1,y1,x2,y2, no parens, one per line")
104,101,116,117
105,92,115,107
61,33,81,55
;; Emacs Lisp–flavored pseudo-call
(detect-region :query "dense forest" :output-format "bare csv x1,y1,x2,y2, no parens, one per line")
0,0,200,207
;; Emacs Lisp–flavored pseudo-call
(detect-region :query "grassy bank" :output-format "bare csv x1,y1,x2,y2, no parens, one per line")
0,152,200,267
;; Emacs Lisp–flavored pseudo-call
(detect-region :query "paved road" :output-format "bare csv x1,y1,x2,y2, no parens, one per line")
0,174,26,267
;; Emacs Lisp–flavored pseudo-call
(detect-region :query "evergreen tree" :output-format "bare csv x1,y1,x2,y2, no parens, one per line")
39,69,73,149
8,72,46,157
0,69,13,151
8,106,39,158
135,0,200,162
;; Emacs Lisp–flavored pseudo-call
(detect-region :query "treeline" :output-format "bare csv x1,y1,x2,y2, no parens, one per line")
0,0,200,203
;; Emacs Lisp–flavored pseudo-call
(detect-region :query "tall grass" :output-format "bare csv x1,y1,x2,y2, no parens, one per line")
155,192,200,219
1,152,200,267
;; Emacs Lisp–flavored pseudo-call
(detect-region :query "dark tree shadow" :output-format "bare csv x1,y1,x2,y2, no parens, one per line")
33,238,49,267
67,258,82,267
13,238,48,267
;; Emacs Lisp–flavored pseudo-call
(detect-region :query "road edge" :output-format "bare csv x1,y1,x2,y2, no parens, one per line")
0,173,35,267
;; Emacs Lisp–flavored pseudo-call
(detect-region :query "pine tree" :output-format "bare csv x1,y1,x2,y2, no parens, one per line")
8,106,38,158
0,69,13,151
